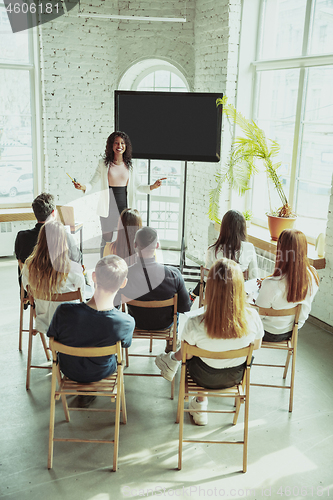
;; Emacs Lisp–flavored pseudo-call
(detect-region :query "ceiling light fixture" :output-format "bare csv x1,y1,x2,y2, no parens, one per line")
77,13,186,22
77,0,187,23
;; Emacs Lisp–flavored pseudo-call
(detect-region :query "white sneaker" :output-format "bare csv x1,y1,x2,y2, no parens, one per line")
155,352,180,382
189,397,208,426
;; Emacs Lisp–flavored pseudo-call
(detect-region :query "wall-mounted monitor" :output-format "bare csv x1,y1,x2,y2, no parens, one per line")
115,91,223,162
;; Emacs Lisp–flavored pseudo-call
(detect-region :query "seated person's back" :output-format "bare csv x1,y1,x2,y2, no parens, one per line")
121,227,191,330
23,220,85,333
47,255,135,383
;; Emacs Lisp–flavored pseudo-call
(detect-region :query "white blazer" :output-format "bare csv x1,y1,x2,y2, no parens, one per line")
85,159,151,217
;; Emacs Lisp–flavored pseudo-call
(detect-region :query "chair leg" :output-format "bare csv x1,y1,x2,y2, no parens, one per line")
243,371,250,473
113,377,122,472
26,328,33,391
233,397,241,425
56,370,70,421
19,289,24,352
171,378,174,400
178,399,184,470
283,350,292,379
149,336,153,353
125,348,129,367
40,333,51,361
289,349,296,413
120,370,127,424
48,369,57,469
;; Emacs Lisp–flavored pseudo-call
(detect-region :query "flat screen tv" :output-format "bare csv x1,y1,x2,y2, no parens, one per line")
115,91,223,162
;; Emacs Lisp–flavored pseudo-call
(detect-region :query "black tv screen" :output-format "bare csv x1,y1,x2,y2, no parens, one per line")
115,91,223,162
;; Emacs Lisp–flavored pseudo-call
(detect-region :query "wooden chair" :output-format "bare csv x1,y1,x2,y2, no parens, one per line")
176,341,254,472
26,288,82,390
251,304,301,412
121,294,178,399
48,339,126,472
198,266,209,308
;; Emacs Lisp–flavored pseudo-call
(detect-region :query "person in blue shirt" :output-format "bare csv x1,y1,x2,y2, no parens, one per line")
47,255,135,406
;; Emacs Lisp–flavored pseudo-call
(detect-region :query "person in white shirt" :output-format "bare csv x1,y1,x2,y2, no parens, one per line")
73,131,165,256
22,220,85,334
156,258,264,425
189,209,258,304
255,229,319,342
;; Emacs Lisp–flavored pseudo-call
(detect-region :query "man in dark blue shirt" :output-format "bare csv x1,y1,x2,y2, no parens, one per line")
47,256,134,393
120,227,190,349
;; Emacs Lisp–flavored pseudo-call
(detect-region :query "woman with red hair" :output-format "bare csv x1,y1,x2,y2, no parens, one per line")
256,229,319,342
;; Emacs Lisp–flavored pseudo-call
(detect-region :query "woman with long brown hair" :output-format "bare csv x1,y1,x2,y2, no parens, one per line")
155,258,264,425
103,208,142,266
256,229,319,341
73,131,165,256
22,220,85,334
189,209,258,303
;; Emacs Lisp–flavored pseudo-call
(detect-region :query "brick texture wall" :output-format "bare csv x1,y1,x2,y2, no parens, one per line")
186,0,242,262
38,0,195,248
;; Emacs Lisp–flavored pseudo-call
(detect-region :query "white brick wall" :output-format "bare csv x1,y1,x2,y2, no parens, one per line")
311,174,333,327
186,0,241,261
39,0,195,249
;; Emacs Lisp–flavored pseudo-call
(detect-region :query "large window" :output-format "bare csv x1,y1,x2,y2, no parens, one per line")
0,2,39,206
251,0,333,238
119,60,189,249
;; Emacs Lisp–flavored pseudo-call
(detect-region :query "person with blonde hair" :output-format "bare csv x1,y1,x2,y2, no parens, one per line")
256,229,319,341
103,208,142,265
155,258,264,425
189,209,258,304
22,220,85,335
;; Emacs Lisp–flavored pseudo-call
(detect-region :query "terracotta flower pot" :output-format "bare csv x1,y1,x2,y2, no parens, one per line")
267,214,297,241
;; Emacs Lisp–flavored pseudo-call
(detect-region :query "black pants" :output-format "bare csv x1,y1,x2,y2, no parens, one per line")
100,186,128,257
263,330,293,342
186,356,246,390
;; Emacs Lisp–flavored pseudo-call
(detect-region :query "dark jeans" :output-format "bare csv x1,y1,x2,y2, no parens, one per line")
186,356,246,390
263,330,293,342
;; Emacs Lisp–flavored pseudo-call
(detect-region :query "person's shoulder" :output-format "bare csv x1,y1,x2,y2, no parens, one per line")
164,264,183,278
113,308,135,327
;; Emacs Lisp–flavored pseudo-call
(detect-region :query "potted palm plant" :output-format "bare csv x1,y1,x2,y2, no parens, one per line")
209,97,296,241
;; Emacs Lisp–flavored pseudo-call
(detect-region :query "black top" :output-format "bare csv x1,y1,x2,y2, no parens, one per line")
119,257,191,329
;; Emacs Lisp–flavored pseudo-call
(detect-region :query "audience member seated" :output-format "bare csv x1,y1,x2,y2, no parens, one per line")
22,220,85,335
155,258,264,425
189,210,258,305
255,229,319,342
120,227,191,348
15,193,81,291
47,255,135,407
103,208,142,266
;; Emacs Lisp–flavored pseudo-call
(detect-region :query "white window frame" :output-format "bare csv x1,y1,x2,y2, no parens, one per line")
236,0,333,240
0,3,43,208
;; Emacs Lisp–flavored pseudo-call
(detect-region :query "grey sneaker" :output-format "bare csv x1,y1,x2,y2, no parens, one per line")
155,352,180,382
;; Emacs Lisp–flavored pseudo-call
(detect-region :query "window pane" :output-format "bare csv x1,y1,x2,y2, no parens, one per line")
0,6,30,63
170,73,186,88
295,66,333,235
252,69,299,218
0,69,33,204
260,0,306,59
154,71,170,89
309,0,333,55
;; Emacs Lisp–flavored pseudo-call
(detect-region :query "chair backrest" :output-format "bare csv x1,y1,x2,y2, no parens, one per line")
181,341,254,366
257,304,302,342
199,266,209,307
50,289,83,302
121,294,178,331
49,337,121,360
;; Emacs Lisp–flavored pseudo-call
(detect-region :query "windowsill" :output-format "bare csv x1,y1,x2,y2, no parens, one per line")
0,208,35,222
246,224,326,270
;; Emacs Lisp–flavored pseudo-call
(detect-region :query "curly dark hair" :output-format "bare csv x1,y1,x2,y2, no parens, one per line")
210,209,247,262
103,131,133,170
